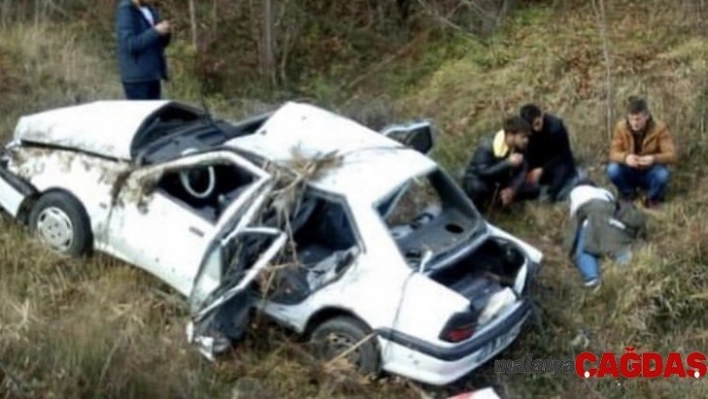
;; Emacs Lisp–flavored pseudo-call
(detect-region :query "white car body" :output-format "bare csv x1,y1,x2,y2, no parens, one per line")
0,100,543,386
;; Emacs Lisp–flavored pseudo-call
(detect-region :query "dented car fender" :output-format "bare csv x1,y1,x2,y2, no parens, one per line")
4,146,130,247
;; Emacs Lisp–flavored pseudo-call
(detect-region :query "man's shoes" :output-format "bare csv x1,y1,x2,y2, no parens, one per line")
584,277,601,288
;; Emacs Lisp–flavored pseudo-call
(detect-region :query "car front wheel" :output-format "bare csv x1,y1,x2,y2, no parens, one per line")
309,316,381,376
28,191,93,256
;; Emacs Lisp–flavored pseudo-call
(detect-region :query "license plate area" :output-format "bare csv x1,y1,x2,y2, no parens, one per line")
477,316,524,360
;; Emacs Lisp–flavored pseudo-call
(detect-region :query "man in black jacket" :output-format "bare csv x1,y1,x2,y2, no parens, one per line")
462,116,540,211
519,104,578,202
115,0,172,100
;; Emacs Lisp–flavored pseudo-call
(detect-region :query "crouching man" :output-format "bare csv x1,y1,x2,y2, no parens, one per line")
608,96,677,207
562,179,647,288
519,104,579,202
462,116,540,211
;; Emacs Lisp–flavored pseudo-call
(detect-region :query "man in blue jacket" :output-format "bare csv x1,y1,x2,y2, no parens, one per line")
115,0,172,100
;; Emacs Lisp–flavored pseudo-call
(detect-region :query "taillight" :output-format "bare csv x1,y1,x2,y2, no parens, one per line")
439,310,478,343
444,326,476,342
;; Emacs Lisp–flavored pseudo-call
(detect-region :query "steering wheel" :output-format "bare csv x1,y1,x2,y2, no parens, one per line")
179,148,216,199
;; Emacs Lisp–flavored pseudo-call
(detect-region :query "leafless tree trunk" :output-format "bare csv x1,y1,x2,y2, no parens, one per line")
249,0,262,76
592,0,613,140
34,0,40,26
1,0,12,27
211,0,218,37
263,0,277,87
188,0,198,50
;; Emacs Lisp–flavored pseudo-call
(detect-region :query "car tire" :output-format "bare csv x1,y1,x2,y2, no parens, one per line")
28,191,93,256
309,316,381,375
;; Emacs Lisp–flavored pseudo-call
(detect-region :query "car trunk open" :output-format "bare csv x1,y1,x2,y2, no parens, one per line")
425,236,527,324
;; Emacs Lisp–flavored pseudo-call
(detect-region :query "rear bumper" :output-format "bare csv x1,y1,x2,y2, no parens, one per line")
377,300,530,362
377,300,531,385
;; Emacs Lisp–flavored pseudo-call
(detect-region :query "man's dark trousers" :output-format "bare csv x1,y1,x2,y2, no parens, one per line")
123,80,161,100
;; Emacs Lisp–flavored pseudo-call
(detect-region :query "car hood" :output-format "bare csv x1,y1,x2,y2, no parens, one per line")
12,100,172,160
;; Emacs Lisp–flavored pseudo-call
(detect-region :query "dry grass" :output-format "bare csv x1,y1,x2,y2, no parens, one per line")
2,1,708,398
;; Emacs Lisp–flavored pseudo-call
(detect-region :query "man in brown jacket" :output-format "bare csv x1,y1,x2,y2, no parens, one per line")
607,97,676,207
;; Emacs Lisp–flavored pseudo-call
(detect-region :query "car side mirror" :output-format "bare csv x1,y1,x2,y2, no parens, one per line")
380,120,435,154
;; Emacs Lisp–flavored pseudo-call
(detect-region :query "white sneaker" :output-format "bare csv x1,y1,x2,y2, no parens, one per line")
584,278,601,288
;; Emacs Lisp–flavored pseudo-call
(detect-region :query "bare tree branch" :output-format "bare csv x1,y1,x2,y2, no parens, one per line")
591,0,613,140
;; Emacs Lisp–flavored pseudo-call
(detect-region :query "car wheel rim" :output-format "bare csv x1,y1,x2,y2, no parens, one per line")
36,207,74,252
322,332,362,366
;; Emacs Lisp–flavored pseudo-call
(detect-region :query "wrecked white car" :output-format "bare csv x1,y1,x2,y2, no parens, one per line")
0,100,542,386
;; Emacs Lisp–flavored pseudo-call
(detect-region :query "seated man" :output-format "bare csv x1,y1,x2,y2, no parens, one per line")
520,103,578,202
607,96,676,207
462,116,539,211
562,178,647,288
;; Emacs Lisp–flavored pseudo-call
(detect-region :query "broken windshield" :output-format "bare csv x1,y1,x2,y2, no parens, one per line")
376,168,484,270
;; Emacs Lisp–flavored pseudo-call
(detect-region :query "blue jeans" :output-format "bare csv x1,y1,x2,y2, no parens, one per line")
606,162,670,201
574,223,631,282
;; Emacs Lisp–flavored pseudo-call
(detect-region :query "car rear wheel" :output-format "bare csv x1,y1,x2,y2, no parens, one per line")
309,316,380,375
29,191,92,256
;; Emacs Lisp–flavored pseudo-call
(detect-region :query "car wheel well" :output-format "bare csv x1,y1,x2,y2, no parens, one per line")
17,191,43,226
304,307,369,337
19,187,77,219
27,188,94,255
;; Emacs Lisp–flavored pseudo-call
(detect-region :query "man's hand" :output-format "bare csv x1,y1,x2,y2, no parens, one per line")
155,20,171,35
508,153,524,167
526,167,543,184
637,155,655,167
500,187,515,205
625,154,641,168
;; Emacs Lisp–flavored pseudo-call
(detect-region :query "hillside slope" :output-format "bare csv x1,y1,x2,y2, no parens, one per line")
1,1,708,398
396,1,708,398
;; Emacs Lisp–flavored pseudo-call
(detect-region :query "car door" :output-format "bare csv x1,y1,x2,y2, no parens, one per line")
188,191,287,321
106,150,272,296
380,119,435,154
185,173,286,349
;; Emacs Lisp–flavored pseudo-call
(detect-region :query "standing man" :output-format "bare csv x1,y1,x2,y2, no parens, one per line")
116,0,172,100
607,96,676,207
462,116,539,212
519,103,578,202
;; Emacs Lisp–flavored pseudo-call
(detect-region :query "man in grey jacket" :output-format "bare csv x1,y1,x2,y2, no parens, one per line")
115,0,172,100
563,178,647,288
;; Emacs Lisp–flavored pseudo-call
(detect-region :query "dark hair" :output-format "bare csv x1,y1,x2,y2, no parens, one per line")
503,115,531,135
627,96,649,115
520,103,542,124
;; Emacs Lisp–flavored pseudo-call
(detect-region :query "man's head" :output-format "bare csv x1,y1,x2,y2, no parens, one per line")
520,103,544,133
132,0,151,6
626,96,651,132
503,115,531,150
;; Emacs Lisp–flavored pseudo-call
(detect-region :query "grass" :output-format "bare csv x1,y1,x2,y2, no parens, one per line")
2,1,708,398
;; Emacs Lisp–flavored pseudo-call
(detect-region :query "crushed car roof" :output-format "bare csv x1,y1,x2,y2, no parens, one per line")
12,100,176,160
11,100,437,201
227,102,437,201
